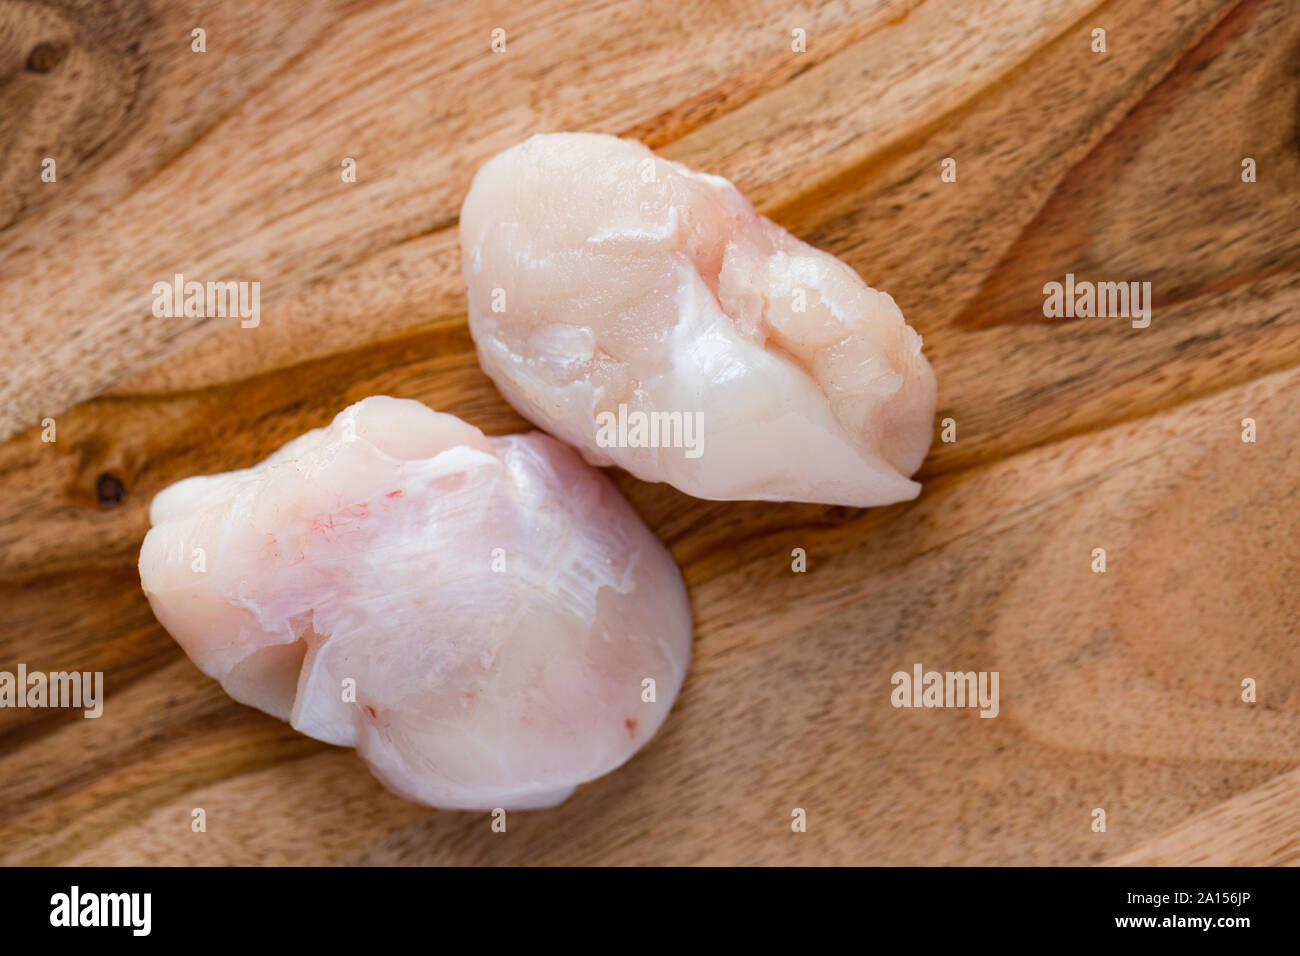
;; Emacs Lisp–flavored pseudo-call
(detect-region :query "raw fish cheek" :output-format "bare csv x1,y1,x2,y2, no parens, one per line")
139,397,693,810
460,133,937,507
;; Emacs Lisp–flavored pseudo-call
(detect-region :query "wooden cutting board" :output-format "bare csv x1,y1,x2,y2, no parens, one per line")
2,0,1297,865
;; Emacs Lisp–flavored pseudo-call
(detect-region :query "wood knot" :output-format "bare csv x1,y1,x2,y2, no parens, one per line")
26,41,68,74
95,472,126,507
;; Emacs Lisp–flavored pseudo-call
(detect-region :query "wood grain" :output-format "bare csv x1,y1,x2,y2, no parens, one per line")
1106,769,1300,866
1,0,1296,865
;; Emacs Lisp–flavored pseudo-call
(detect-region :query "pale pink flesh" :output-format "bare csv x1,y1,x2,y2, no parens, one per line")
139,396,693,810
460,132,938,507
